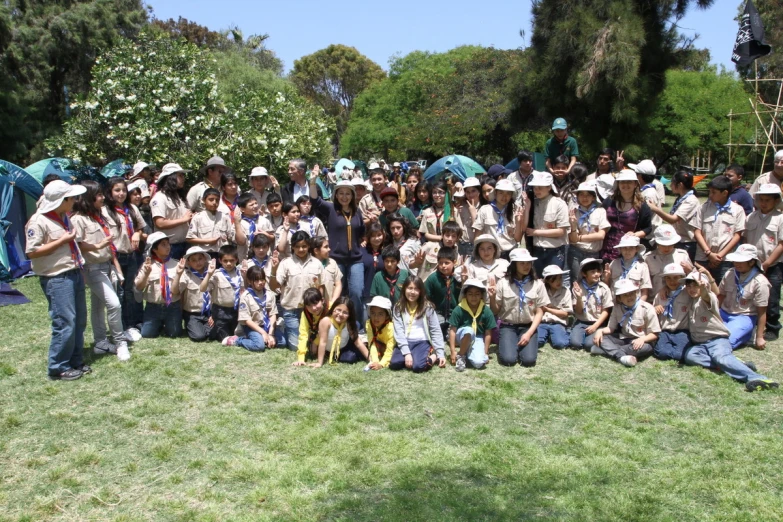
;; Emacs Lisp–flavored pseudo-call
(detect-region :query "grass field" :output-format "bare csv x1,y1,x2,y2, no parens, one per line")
1,275,782,522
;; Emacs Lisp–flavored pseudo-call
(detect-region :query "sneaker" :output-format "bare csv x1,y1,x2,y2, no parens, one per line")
222,336,239,347
75,365,93,374
116,341,131,362
741,360,758,372
763,331,779,342
48,368,83,381
745,379,779,392
619,355,637,367
455,355,466,372
93,339,117,355
124,328,142,343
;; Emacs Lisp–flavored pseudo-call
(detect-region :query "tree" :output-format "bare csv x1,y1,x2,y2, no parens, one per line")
150,16,223,48
290,45,385,148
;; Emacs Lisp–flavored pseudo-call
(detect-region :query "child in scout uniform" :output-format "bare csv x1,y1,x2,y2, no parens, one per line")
683,270,779,392
643,225,691,298
378,186,419,232
538,265,573,350
26,181,90,380
744,183,783,342
311,236,343,309
591,279,660,367
631,160,665,228
570,258,613,350
454,177,486,256
449,278,497,372
178,246,214,342
424,246,464,341
418,180,451,243
135,232,184,339
488,248,548,367
264,192,285,230
694,175,746,283
473,178,525,258
236,193,274,261
365,296,396,370
292,288,326,366
200,245,243,342
186,188,238,259
466,234,510,288
248,166,280,210
149,163,192,260
370,244,409,308
567,181,610,284
390,277,446,372
222,265,279,351
652,263,691,361
274,201,303,259
607,235,652,301
718,244,771,350
526,172,570,283
409,221,461,283
313,297,370,368
296,196,327,239
647,171,700,262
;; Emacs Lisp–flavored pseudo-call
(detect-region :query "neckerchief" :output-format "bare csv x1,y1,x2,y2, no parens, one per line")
641,183,656,194
152,253,172,306
250,256,269,270
619,298,640,327
219,267,241,310
405,304,419,336
458,298,484,332
327,317,347,365
578,204,597,229
114,205,135,244
189,268,211,316
369,247,381,273
383,268,401,301
444,275,453,316
222,194,238,223
43,211,84,269
304,309,321,344
90,212,117,257
670,190,694,215
490,202,506,233
369,319,391,359
247,288,270,331
664,285,684,319
714,200,733,220
432,205,444,235
514,276,532,308
581,279,602,307
242,216,257,245
735,268,759,304
300,215,315,237
620,256,638,280
340,209,353,248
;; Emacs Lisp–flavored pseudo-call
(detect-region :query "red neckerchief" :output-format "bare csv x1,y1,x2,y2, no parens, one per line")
151,253,172,306
383,268,400,300
43,211,84,269
432,206,444,235
222,194,238,223
113,205,135,243
90,212,117,257
369,319,391,358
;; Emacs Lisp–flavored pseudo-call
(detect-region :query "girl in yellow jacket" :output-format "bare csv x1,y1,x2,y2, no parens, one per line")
365,296,396,370
292,288,326,366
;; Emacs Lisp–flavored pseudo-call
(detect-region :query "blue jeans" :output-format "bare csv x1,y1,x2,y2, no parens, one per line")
40,269,87,376
765,262,782,335
719,309,757,350
389,341,434,373
141,301,182,338
538,323,570,349
532,245,567,286
570,321,597,350
236,330,266,352
116,251,143,330
169,242,187,260
281,307,301,351
498,323,538,367
456,327,489,368
654,330,690,361
336,260,365,322
685,337,767,383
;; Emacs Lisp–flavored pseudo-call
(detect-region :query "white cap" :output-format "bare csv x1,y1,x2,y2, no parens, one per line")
393,162,401,167
453,187,465,198
184,246,209,260
682,271,709,284
579,257,603,271
127,179,150,199
495,179,515,193
662,263,686,277
351,177,367,188
459,278,487,301
595,174,615,199
464,177,481,189
756,183,782,196
615,170,640,183
614,279,638,296
146,231,169,250
653,224,681,246
509,248,537,262
157,163,189,183
132,161,150,177
542,265,568,278
528,171,554,187
38,180,87,214
725,244,759,262
368,162,383,172
206,156,227,168
249,166,269,177
367,296,392,312
628,159,657,176
575,181,597,194
613,234,646,255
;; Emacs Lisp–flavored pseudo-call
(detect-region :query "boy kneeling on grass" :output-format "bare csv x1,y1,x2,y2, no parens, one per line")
591,279,660,367
222,265,279,351
449,278,497,372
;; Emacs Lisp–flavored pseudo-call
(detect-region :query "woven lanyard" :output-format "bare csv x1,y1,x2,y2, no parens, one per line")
152,254,172,306
670,190,693,215
664,285,684,319
114,205,135,241
43,211,84,269
328,318,347,365
341,209,353,249
581,279,602,308
620,256,637,280
369,320,390,359
384,269,400,301
190,268,211,316
222,195,238,224
735,268,759,304
405,305,419,336
219,267,241,310
514,276,531,308
247,288,270,331
619,299,640,327
578,204,597,229
444,276,453,316
90,212,117,257
714,200,732,221
242,216,257,245
490,202,506,233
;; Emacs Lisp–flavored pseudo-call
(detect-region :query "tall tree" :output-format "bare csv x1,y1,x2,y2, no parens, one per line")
290,45,385,149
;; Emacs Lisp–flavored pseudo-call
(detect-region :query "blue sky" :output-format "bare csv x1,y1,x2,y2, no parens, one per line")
147,0,744,73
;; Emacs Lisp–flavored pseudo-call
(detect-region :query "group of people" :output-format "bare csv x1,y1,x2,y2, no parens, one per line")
24,119,783,392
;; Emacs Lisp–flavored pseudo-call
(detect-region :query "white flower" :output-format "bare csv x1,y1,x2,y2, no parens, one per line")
139,103,147,109
126,94,137,102
154,99,160,106
119,123,130,129
161,106,174,113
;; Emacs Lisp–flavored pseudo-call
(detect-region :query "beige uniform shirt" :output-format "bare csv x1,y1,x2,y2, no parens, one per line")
692,200,746,262
749,171,783,197
641,185,664,227
298,216,327,239
455,203,480,244
236,290,277,336
467,259,509,288
134,259,181,304
744,210,783,264
609,256,652,292
573,281,614,323
151,192,190,244
178,269,208,314
207,268,244,309
643,249,690,295
25,212,81,277
719,268,770,315
571,205,610,253
472,204,521,252
542,286,573,325
652,287,690,331
249,187,281,210
101,205,145,254
358,193,383,218
186,181,217,213
689,292,730,343
608,300,660,339
671,193,700,242
322,259,343,306
71,214,113,265
418,206,449,238
532,195,570,248
238,214,275,261
186,210,235,252
275,255,324,310
417,242,467,283
494,278,549,325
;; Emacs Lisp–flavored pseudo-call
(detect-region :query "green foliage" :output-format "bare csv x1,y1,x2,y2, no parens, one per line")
212,48,290,102
150,16,224,48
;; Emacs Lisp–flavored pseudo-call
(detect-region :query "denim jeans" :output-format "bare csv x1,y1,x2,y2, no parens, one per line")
498,323,538,367
719,309,757,350
389,341,434,373
591,334,653,362
281,306,302,351
532,245,568,287
141,301,182,338
456,327,489,368
236,330,266,352
169,242,187,260
765,262,782,335
40,269,87,376
84,262,124,345
685,337,767,382
183,312,211,342
677,242,697,264
336,260,365,323
654,330,690,361
116,251,143,330
570,321,597,350
210,305,238,342
538,323,570,349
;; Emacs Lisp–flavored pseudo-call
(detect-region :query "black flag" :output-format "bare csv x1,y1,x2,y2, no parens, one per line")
731,0,772,67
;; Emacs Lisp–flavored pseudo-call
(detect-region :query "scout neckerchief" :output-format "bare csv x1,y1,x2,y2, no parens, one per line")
222,194,238,224
242,215,257,245
405,303,419,336
327,317,348,365
44,211,84,269
714,200,733,220
431,205,444,235
340,208,353,248
578,204,597,229
458,297,484,332
383,268,401,301
219,267,241,310
89,212,118,257
735,267,759,304
369,246,382,273
490,202,506,233
514,276,532,308
620,255,638,280
189,267,211,316
300,214,315,237
250,256,268,270
640,183,656,194
670,190,694,215
443,274,454,317
369,319,391,359
664,285,684,319
151,253,172,306
246,287,270,331
114,204,136,245
581,279,602,307
619,298,640,327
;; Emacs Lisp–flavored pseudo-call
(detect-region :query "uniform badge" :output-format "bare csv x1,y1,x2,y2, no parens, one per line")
27,229,35,237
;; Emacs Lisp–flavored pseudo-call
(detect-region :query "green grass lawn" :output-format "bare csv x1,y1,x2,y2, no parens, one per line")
1,277,782,521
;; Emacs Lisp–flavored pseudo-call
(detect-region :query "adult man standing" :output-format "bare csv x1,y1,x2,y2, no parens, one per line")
749,150,783,198
186,156,229,212
281,159,322,204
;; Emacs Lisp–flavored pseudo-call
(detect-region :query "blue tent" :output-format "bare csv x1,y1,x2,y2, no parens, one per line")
0,161,43,280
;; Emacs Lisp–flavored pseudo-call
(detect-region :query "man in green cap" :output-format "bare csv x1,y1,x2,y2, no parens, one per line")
545,117,579,173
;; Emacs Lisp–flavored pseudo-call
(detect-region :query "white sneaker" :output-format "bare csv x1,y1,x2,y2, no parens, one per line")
619,355,637,367
124,328,142,342
93,339,117,355
455,355,466,372
117,341,131,361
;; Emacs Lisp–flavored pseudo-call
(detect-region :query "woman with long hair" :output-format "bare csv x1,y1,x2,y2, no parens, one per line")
386,211,421,274
150,163,192,260
312,296,370,367
598,170,653,262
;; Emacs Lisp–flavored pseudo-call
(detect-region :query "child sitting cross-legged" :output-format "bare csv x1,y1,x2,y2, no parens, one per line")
570,258,614,350
178,246,214,342
591,279,660,367
370,245,409,308
390,277,446,372
200,245,243,342
365,296,396,370
606,234,652,300
718,244,771,350
651,263,691,361
450,278,497,372
312,297,370,368
292,288,326,366
538,265,573,350
222,265,278,351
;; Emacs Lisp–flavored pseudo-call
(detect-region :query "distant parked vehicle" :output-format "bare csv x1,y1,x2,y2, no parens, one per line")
405,159,427,169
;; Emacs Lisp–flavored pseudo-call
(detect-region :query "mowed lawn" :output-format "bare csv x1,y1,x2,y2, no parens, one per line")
1,276,782,522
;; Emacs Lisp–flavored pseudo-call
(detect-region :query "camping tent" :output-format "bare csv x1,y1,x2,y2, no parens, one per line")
26,157,78,184
0,161,43,281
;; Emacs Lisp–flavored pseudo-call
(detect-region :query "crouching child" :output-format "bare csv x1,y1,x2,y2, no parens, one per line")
450,278,497,372
365,296,396,370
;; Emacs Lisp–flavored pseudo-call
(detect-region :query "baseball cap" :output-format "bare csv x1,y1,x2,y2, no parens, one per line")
628,159,657,176
551,118,567,130
725,244,759,263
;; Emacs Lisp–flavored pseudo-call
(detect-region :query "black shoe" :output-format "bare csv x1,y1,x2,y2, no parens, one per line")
48,369,83,381
75,365,93,374
741,360,758,372
763,331,779,342
745,379,779,392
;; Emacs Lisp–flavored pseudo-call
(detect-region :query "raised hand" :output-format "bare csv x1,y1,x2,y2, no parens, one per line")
207,258,217,274
603,264,611,283
569,208,577,225
143,256,153,274
572,281,582,297
271,250,279,268
616,150,625,169
176,257,186,273
233,206,243,223
487,276,497,298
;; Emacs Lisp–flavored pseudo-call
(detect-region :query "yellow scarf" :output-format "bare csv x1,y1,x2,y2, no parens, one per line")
458,299,484,332
405,304,419,336
340,209,353,249
328,317,347,365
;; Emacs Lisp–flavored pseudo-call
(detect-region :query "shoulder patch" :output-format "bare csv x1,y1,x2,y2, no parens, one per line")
152,200,158,206
240,302,247,309
28,229,35,237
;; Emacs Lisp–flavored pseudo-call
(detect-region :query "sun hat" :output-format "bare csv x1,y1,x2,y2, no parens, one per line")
206,156,227,169
368,296,392,312
595,174,615,200
614,279,638,296
38,180,87,213
613,234,646,256
453,184,465,198
464,177,481,189
333,180,355,195
380,187,399,200
662,263,686,277
528,171,559,194
132,161,150,178
615,170,640,183
756,183,782,196
127,179,150,199
351,177,367,188
652,224,681,246
249,166,269,177
509,248,537,262
579,257,603,271
368,162,384,172
184,246,209,261
495,179,516,193
146,231,169,251
472,234,501,261
542,265,569,278
157,163,189,183
682,270,710,285
575,181,597,194
628,159,657,176
725,244,759,263
551,117,567,130
393,162,401,167
458,277,487,301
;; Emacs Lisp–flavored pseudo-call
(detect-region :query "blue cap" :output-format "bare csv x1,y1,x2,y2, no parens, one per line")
552,118,567,130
